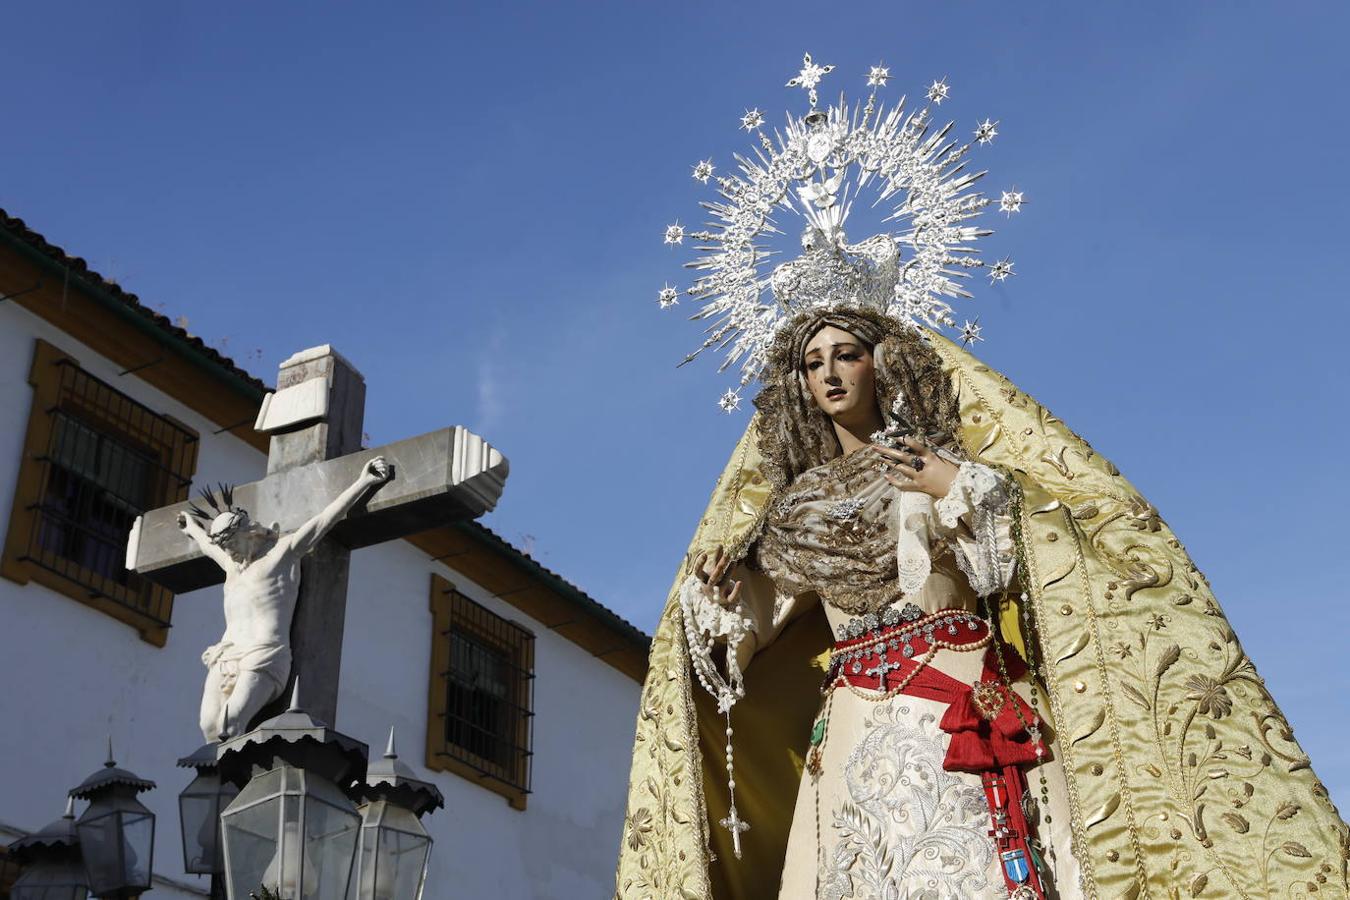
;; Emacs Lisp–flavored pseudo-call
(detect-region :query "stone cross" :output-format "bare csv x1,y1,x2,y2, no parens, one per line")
126,345,509,730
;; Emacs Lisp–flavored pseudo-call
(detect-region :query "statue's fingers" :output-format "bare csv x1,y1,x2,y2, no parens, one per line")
891,461,919,478
724,580,743,607
711,554,732,586
885,473,919,491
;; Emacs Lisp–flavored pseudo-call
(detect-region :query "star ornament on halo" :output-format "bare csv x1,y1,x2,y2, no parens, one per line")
927,77,950,105
657,284,680,309
692,159,715,184
974,118,999,145
988,258,1015,283
718,389,742,414
786,52,834,107
999,189,1025,215
740,108,765,131
960,320,985,346
867,64,890,88
664,222,686,245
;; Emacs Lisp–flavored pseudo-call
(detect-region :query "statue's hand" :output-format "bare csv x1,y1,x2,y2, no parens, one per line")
363,456,392,485
691,545,743,610
875,437,959,499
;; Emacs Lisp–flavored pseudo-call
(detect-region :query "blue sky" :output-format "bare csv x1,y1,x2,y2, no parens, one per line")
4,3,1349,808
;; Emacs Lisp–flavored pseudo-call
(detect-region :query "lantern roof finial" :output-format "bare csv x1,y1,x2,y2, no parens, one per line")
70,746,155,800
353,724,444,817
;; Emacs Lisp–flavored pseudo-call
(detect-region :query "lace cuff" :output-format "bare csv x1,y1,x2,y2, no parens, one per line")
934,462,1007,530
933,463,1017,597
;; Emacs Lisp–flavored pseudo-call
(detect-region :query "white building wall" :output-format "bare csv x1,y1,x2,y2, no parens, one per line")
0,300,640,898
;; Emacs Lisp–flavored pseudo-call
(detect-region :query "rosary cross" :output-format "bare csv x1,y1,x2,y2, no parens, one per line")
865,656,903,691
720,808,750,858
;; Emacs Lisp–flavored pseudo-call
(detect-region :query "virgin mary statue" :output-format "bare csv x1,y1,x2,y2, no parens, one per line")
615,57,1348,899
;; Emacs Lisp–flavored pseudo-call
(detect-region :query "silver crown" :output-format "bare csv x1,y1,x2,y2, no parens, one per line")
770,230,899,314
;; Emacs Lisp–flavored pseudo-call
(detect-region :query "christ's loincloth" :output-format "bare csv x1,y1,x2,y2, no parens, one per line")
201,640,291,701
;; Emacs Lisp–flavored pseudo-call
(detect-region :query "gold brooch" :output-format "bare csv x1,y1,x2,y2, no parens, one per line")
971,681,1007,720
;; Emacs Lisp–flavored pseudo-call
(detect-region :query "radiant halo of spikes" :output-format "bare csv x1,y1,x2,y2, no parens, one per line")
659,54,1024,410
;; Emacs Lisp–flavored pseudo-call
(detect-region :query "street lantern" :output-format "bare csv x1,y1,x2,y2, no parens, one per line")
217,683,368,900
69,746,156,899
7,798,91,900
348,729,444,900
177,743,238,879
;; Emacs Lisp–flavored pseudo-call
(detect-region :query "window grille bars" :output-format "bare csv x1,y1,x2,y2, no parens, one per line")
19,359,196,625
437,588,535,796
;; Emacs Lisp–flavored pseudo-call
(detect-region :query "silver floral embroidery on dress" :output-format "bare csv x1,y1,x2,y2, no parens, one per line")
821,707,993,900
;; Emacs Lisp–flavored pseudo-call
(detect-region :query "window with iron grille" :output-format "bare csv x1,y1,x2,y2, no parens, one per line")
1,340,198,645
426,574,534,809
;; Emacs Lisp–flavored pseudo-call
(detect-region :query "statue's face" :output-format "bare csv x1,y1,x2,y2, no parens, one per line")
207,511,246,545
211,512,274,562
801,325,879,428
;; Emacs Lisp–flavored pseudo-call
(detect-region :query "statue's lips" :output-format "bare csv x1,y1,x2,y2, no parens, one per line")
826,388,847,400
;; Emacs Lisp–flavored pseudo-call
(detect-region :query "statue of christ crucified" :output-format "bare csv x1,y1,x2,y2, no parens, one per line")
177,457,392,743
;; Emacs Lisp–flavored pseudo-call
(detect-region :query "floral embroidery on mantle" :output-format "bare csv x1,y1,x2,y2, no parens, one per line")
821,705,993,900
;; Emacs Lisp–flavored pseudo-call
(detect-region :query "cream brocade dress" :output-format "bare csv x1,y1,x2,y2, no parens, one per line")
708,448,1084,900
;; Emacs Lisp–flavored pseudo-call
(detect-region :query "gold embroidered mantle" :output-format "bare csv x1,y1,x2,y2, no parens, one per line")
615,334,1349,900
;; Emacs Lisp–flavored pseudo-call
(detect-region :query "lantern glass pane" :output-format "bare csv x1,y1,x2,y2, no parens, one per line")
303,791,359,898
221,768,283,898
10,857,90,900
179,771,237,875
352,801,431,900
76,806,153,893
221,765,360,899
120,812,153,889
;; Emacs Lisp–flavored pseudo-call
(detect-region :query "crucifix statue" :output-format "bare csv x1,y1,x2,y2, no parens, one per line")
126,345,509,743
176,458,391,743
